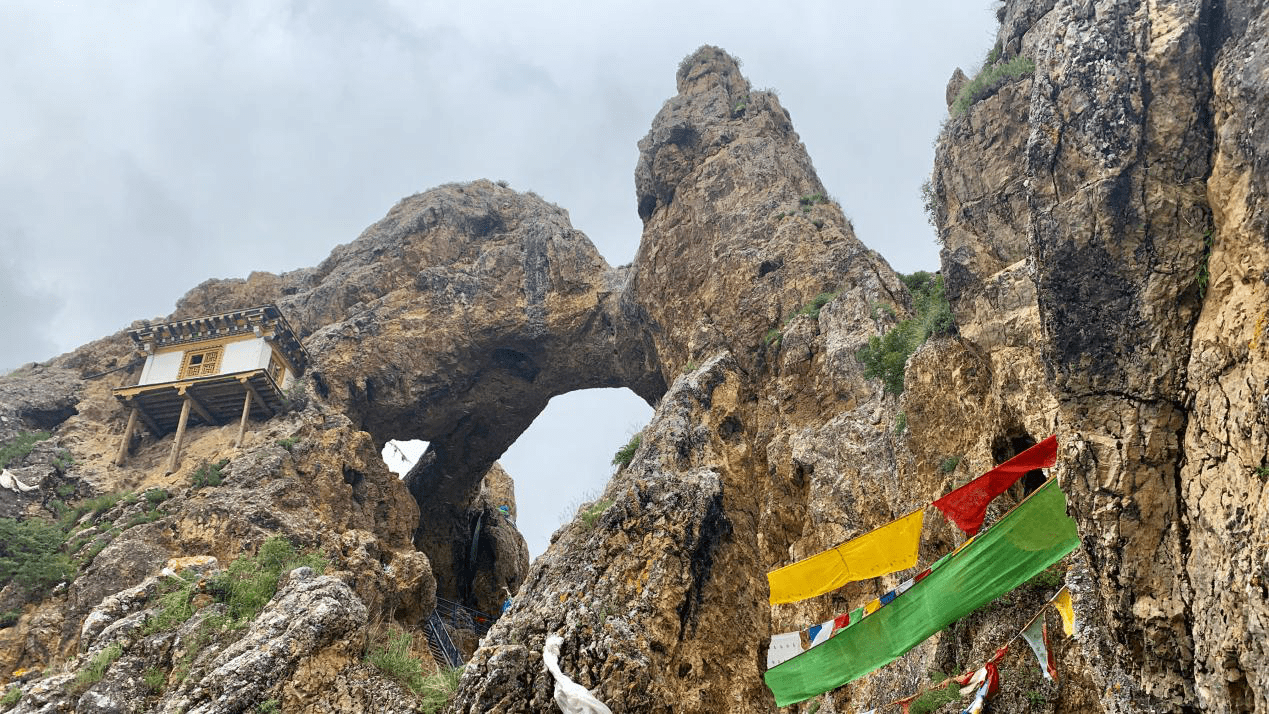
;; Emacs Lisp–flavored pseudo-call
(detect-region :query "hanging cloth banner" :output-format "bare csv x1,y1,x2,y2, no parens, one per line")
1020,616,1058,681
960,663,999,714
1052,586,1076,637
767,509,925,605
933,435,1058,535
764,478,1079,707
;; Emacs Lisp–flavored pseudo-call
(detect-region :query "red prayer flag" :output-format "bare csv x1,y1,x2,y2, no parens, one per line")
932,436,1058,535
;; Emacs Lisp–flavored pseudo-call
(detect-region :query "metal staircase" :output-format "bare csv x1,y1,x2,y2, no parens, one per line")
424,611,463,669
422,598,496,668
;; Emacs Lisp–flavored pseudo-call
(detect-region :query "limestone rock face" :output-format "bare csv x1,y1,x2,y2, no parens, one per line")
921,1,1269,712
454,46,911,713
632,46,900,379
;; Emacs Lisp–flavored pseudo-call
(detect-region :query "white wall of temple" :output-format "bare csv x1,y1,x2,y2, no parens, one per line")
139,351,183,385
222,338,268,374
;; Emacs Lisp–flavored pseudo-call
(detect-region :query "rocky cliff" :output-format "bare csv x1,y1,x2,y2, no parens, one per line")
3,1,1269,712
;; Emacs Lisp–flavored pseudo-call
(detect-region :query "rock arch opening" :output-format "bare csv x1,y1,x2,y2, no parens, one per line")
500,387,654,559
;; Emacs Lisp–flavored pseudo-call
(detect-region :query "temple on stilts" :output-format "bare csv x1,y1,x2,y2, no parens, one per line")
111,305,308,473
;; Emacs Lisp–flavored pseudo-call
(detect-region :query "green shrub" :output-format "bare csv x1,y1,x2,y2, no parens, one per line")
894,412,908,435
0,685,19,710
256,699,280,714
612,433,642,468
0,610,18,628
0,431,50,469
799,193,826,206
68,642,123,694
763,328,783,346
276,437,299,452
367,629,428,694
418,666,465,714
192,459,231,489
0,517,77,596
940,456,962,473
144,488,170,505
909,681,960,714
55,483,77,499
208,536,327,624
952,54,1036,115
856,272,953,395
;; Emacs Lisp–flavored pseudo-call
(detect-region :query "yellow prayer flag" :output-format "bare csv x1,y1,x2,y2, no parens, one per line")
767,509,925,605
864,598,881,615
1052,586,1076,637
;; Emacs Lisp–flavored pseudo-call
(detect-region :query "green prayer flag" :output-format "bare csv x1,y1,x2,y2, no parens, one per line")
764,479,1079,707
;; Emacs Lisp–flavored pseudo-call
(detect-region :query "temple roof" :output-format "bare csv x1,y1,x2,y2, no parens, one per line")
127,305,308,374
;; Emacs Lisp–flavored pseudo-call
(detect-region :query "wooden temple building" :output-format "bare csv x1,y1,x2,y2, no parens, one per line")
111,305,308,472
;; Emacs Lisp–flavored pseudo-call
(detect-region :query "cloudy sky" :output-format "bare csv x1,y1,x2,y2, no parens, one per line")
1,0,999,558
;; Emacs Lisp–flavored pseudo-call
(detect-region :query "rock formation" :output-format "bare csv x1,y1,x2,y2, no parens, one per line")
3,1,1269,711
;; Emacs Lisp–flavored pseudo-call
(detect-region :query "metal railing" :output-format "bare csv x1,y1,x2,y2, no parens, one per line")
434,597,495,636
424,611,463,669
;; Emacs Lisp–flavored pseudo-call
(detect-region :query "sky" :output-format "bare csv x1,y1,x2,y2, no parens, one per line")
0,0,1001,558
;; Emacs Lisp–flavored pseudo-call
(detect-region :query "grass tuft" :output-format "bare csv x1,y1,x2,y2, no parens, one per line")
611,433,642,469
952,54,1035,115
192,459,231,489
0,431,51,469
68,642,124,695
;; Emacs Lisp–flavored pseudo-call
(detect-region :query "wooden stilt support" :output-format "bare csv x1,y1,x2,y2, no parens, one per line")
132,401,162,438
166,397,192,474
185,388,219,426
234,389,254,448
114,407,139,466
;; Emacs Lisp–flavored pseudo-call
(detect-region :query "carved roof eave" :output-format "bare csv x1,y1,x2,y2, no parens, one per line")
127,305,309,374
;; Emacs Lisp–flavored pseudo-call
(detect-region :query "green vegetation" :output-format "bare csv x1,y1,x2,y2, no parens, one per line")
276,437,299,452
766,292,840,348
580,498,615,530
940,456,962,473
856,272,954,395
894,412,908,435
952,54,1036,115
1025,562,1065,591
1257,466,1269,478
681,361,698,373
68,642,124,695
144,488,170,505
0,431,50,469
144,571,200,635
612,433,642,469
367,629,428,695
146,536,325,640
799,192,827,207
920,179,942,232
1196,227,1214,298
0,686,19,710
0,517,77,597
53,450,74,471
256,699,280,714
909,681,960,714
142,666,167,694
209,536,327,623
192,459,231,488
418,666,465,714
55,483,77,499
0,610,19,628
